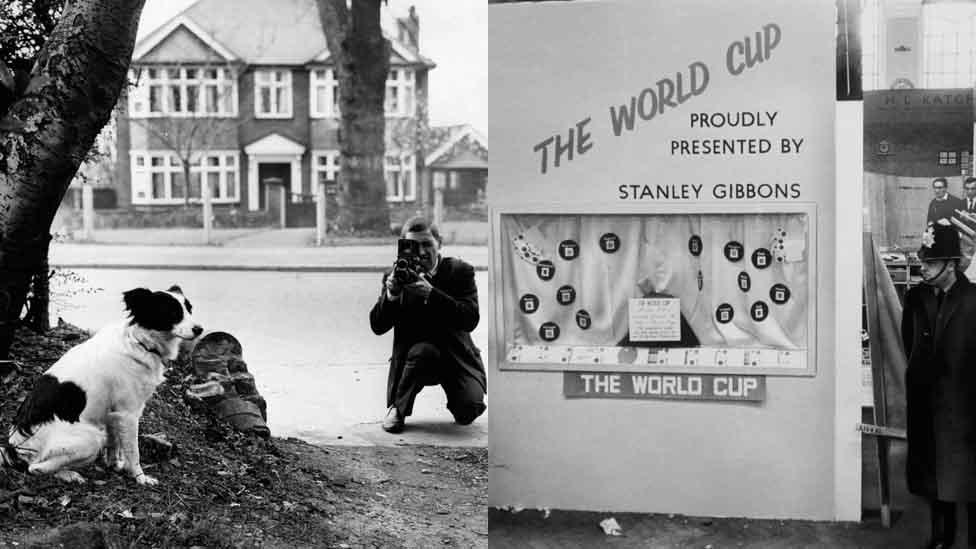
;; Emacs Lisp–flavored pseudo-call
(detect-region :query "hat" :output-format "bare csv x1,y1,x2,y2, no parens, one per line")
919,222,962,261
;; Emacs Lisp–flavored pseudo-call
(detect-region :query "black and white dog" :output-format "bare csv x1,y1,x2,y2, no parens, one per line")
1,286,202,485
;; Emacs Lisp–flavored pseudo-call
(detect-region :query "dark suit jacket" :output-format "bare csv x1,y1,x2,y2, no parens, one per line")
965,196,976,214
902,273,976,500
369,256,486,406
927,194,966,225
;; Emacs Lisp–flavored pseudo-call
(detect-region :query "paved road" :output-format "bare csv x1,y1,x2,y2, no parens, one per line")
51,265,490,448
50,242,490,271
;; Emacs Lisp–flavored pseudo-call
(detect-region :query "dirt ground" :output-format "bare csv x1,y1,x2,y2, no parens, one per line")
0,324,487,548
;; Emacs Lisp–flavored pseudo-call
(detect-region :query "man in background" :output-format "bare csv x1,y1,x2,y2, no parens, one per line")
927,177,966,226
964,177,976,214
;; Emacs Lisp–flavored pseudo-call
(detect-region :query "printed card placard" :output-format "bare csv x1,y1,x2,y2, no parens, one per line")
628,298,681,341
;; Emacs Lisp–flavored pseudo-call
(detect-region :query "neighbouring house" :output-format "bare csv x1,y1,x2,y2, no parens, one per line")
424,124,487,222
111,0,437,228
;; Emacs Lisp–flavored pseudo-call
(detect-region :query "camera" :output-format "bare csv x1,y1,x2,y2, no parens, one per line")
393,238,428,284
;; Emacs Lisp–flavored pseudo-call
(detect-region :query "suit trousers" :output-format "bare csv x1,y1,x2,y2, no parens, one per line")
392,342,486,424
930,499,976,546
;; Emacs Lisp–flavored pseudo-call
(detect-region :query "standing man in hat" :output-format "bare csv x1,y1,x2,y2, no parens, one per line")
369,215,487,433
902,222,976,548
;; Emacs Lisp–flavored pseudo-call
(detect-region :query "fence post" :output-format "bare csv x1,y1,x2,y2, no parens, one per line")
82,183,95,241
316,180,326,246
433,172,446,227
202,177,213,245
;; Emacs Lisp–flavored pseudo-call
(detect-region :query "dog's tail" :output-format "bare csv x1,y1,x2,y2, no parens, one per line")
0,440,29,473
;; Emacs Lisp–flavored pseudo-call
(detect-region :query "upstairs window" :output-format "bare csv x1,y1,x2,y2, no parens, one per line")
309,67,416,118
310,69,339,118
254,69,292,118
385,69,415,117
129,65,237,117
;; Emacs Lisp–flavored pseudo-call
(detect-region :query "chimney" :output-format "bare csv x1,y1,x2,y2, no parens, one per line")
397,6,420,52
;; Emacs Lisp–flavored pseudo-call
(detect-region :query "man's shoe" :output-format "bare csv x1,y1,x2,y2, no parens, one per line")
382,406,404,433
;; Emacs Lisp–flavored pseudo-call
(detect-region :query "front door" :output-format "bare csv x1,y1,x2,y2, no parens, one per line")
257,163,290,211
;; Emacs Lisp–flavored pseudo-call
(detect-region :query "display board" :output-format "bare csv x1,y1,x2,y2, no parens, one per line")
498,207,816,375
488,0,858,520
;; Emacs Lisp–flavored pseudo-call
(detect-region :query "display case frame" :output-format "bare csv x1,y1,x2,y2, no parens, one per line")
490,200,819,377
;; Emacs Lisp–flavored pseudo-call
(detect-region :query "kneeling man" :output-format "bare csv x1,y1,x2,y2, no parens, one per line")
369,216,486,433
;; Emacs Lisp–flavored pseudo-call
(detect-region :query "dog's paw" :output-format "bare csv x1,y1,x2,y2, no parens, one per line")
53,470,87,484
134,473,158,486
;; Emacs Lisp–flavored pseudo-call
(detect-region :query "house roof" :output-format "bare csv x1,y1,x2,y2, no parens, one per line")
425,124,487,168
134,0,434,67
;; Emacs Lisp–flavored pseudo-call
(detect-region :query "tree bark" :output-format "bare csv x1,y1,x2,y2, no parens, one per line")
0,0,146,357
316,0,391,233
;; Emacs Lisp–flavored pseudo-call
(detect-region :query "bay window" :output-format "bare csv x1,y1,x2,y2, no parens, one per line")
128,65,237,117
131,151,239,204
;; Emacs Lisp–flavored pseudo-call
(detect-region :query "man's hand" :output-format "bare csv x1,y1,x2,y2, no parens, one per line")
403,276,433,302
385,272,404,301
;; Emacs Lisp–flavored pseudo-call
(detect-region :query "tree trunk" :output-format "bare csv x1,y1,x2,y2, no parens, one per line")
316,0,391,233
26,235,51,332
0,0,145,357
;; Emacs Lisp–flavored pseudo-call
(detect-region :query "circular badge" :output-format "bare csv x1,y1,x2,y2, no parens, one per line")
750,300,769,322
575,309,592,330
715,303,734,324
618,346,638,364
519,294,539,314
724,241,744,262
688,235,703,256
558,240,580,261
539,322,560,342
599,233,621,254
536,260,555,281
737,271,751,292
751,248,772,269
770,283,791,304
556,285,576,306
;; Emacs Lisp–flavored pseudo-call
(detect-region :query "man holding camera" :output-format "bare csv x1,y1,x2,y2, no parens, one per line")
369,216,487,433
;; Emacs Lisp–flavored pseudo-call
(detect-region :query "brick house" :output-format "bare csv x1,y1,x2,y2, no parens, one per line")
115,0,435,227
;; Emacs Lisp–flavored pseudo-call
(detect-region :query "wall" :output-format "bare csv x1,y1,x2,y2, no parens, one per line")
488,0,859,520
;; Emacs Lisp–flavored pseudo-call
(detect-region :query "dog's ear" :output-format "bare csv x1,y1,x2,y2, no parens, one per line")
167,285,183,295
123,288,153,315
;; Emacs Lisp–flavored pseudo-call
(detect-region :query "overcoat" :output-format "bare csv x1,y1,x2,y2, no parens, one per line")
902,272,976,501
369,256,486,407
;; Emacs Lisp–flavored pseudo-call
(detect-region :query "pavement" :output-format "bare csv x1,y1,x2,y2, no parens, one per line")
50,227,489,271
48,225,489,451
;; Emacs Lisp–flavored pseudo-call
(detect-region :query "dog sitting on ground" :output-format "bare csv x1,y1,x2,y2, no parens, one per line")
1,286,202,485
